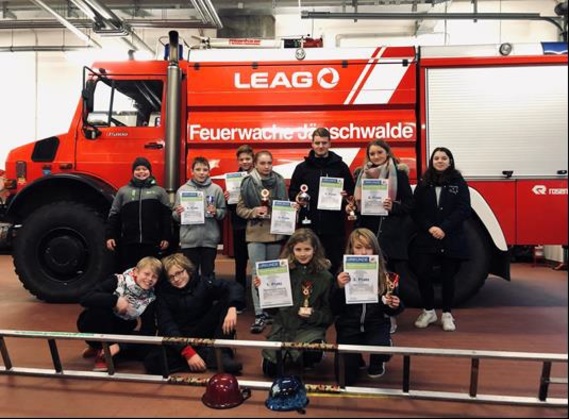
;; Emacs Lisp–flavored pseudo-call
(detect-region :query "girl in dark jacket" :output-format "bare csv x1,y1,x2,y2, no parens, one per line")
349,139,414,334
412,147,471,332
256,228,334,378
331,228,403,386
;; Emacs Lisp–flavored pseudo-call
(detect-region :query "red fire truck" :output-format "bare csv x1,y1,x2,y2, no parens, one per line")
1,31,567,304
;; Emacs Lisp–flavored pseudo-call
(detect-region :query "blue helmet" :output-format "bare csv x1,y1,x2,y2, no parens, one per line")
265,375,309,413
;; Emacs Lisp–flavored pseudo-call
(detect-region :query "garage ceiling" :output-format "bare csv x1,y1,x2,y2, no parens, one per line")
0,1,565,53
0,1,461,29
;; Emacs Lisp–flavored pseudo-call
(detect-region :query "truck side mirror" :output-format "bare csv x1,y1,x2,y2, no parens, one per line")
83,126,101,140
82,80,95,111
81,80,100,139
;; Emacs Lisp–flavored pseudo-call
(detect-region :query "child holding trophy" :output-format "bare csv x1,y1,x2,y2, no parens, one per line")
254,228,334,377
237,150,289,334
173,156,226,277
330,228,404,386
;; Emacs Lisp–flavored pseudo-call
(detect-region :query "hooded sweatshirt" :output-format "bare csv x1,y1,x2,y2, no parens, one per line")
174,177,226,249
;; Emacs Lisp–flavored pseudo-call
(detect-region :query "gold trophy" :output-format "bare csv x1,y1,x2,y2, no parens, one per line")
347,195,358,221
297,184,312,225
260,188,271,219
299,281,313,316
385,272,400,297
205,195,216,218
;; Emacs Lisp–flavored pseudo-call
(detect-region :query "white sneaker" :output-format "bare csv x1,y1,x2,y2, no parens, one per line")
441,312,456,332
414,309,437,328
389,317,398,334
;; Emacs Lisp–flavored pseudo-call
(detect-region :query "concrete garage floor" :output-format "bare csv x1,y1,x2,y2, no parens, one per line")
0,253,567,418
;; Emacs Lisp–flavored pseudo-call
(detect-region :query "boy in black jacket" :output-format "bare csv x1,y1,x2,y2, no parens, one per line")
106,156,172,272
289,127,355,275
144,253,246,375
77,256,162,372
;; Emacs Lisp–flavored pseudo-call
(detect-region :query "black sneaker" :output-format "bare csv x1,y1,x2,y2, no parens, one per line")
206,350,243,374
263,313,273,325
303,362,315,371
221,353,243,374
262,358,277,378
367,362,385,378
250,315,266,334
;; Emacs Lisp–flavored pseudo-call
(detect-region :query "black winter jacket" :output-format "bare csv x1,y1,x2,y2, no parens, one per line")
357,168,414,261
155,274,245,351
289,150,355,235
330,272,404,336
412,172,471,259
105,180,172,246
79,273,157,337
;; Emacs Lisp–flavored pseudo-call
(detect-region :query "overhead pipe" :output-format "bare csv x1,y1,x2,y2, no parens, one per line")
68,0,98,21
300,11,565,34
0,18,210,30
80,0,118,23
73,0,154,54
196,0,224,29
194,0,215,25
0,45,94,53
203,0,224,29
189,0,208,24
28,0,101,48
123,31,155,56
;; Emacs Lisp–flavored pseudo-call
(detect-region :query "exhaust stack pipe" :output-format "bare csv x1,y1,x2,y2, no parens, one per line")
164,30,182,203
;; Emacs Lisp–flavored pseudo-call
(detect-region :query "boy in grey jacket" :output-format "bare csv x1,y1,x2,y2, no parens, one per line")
173,157,226,277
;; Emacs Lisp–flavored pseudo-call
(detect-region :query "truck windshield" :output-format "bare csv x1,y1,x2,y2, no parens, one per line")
86,78,163,128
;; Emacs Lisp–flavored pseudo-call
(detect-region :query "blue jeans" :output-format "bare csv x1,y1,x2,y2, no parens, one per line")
247,241,283,317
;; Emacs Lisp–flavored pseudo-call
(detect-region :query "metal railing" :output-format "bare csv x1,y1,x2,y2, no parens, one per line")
0,329,567,407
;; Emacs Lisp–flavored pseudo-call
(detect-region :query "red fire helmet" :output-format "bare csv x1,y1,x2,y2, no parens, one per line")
201,373,251,409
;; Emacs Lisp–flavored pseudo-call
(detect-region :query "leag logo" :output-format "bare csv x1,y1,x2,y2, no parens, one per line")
316,68,339,89
234,67,340,89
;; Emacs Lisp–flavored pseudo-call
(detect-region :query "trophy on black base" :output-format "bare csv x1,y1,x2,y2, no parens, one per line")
260,188,271,219
299,281,313,316
297,184,312,225
347,195,358,221
205,195,216,218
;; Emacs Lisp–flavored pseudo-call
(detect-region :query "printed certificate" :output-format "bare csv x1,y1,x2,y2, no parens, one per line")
180,190,205,225
257,259,293,309
317,177,344,211
225,171,248,204
270,200,297,235
343,255,379,304
361,179,388,216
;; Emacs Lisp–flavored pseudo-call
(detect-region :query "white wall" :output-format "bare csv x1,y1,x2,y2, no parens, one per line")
0,0,562,169
275,0,561,46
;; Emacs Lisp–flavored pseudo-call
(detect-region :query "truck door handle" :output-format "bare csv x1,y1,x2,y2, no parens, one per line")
144,141,164,149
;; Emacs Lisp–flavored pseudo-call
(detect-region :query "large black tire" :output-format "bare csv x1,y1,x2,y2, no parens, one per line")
13,202,114,303
398,218,491,308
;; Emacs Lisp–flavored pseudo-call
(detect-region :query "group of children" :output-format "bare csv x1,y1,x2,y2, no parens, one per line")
87,128,471,387
79,225,400,387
